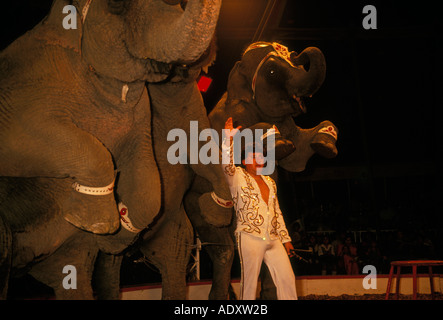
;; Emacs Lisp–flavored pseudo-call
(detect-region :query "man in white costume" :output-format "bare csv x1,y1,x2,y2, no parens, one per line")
222,117,297,300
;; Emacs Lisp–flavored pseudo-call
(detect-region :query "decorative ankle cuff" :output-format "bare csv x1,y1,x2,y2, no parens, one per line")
72,180,115,195
211,192,234,208
119,202,142,233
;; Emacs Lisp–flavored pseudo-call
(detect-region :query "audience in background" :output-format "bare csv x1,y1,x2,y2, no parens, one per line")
338,235,359,275
285,229,439,276
318,235,337,275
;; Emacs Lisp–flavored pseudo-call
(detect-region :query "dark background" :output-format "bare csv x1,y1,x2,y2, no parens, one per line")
1,0,441,297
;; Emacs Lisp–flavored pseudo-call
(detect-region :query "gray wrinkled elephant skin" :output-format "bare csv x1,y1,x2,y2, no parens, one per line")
0,0,222,299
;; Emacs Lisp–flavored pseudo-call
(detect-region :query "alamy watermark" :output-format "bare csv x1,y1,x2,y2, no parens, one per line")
62,264,378,292
362,5,377,30
62,5,378,30
62,265,77,290
362,265,377,289
62,5,78,30
167,121,276,175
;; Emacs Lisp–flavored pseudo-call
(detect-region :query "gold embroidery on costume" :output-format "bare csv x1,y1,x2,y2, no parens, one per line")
237,169,264,234
279,230,289,241
226,161,290,242
224,144,236,176
268,177,279,238
264,176,289,241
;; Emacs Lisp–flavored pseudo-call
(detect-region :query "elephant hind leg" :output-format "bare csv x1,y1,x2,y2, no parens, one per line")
184,187,235,300
205,239,235,300
93,251,123,300
140,205,193,300
0,215,12,299
29,233,99,300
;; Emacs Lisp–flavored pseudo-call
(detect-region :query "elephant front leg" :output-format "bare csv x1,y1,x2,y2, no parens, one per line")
115,133,161,231
189,131,233,227
310,121,339,159
0,119,118,234
187,166,233,227
278,120,338,172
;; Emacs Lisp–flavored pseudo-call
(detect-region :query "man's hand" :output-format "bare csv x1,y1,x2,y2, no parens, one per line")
284,242,296,257
224,117,242,139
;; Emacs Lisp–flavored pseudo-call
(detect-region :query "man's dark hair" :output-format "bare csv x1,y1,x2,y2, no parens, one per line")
240,141,267,167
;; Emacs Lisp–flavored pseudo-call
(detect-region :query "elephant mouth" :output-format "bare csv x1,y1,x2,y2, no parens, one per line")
290,94,307,114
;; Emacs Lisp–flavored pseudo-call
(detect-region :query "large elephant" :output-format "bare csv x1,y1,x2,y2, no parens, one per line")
94,39,233,300
0,0,225,299
183,41,339,299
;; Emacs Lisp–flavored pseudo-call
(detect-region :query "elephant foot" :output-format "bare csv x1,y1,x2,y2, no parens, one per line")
310,123,338,159
248,122,296,160
62,189,120,234
274,138,296,160
199,192,233,227
310,139,337,159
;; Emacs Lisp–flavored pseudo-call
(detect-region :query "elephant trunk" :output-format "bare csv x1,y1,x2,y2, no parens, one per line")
290,47,326,97
126,0,221,64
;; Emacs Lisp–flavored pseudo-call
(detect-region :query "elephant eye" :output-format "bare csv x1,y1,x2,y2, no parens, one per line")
263,60,287,86
264,61,279,78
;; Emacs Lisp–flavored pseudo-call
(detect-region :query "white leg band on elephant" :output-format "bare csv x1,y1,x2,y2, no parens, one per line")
121,84,129,103
210,191,234,208
118,202,142,233
72,180,115,195
237,232,298,300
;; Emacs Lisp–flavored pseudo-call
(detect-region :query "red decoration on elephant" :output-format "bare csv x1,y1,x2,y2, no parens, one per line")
197,75,213,92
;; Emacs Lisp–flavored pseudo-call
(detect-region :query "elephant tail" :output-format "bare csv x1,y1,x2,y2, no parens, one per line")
0,215,12,299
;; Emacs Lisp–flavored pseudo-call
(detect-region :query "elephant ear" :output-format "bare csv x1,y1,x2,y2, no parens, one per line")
226,61,254,105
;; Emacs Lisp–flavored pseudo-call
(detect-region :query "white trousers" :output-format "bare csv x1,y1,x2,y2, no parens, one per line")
237,232,298,300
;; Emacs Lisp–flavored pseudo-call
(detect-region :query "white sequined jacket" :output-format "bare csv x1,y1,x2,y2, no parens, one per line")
221,140,291,243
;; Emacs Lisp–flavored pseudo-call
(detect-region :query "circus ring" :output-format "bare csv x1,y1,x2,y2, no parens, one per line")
120,274,443,300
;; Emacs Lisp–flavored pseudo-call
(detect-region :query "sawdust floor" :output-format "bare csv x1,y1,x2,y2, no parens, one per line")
299,293,443,300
